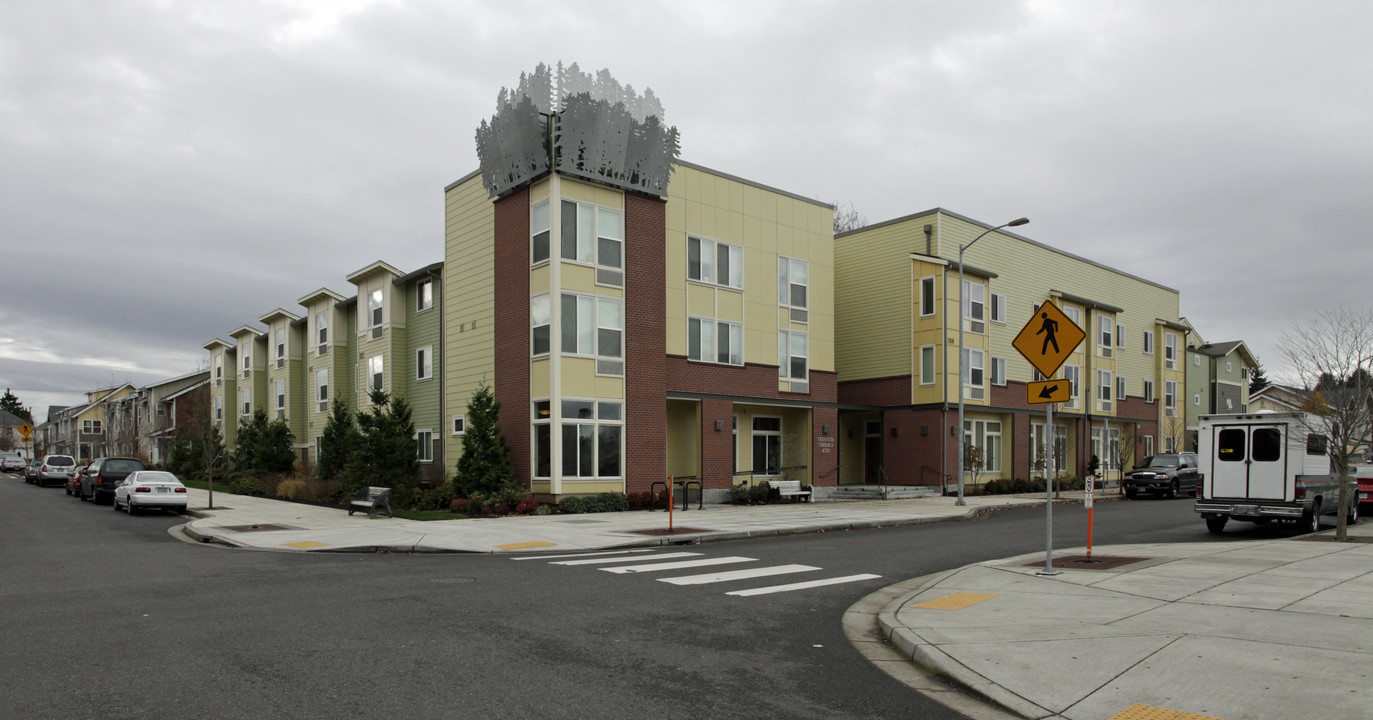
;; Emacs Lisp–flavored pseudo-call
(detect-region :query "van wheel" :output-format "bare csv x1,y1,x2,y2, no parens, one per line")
1302,500,1322,534
1206,516,1228,534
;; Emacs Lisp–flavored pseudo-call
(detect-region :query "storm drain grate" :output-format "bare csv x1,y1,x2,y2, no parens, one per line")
1023,555,1150,571
221,524,295,533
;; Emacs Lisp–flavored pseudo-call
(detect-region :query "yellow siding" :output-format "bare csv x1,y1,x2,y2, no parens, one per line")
835,214,935,382
443,173,496,467
666,399,700,479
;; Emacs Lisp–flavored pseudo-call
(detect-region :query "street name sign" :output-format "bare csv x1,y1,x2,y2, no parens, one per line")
1013,299,1085,379
1027,379,1072,405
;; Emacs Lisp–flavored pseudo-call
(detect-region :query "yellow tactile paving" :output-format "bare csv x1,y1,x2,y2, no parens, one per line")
282,541,329,549
494,541,557,550
910,592,998,610
1108,704,1224,720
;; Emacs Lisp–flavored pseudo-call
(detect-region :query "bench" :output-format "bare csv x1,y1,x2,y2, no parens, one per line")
348,486,394,519
767,480,812,503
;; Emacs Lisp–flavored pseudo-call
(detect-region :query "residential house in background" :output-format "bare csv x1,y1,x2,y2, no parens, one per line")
229,326,268,430
1183,326,1258,451
48,384,135,461
203,339,237,447
1248,383,1308,414
107,370,211,464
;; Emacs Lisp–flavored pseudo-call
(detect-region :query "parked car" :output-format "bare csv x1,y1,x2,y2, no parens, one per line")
79,457,146,503
65,464,88,496
35,454,77,488
26,459,44,484
113,470,189,514
1125,452,1202,499
1,451,26,473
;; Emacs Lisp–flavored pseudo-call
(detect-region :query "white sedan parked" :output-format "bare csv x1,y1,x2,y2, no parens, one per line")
113,471,189,514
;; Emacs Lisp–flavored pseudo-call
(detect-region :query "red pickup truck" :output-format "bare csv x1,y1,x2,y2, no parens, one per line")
1356,466,1373,507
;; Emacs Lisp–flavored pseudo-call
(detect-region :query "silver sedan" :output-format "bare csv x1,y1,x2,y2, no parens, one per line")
113,471,189,514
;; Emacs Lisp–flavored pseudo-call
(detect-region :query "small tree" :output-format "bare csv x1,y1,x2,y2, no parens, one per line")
317,399,359,481
341,390,417,500
1249,359,1271,396
963,443,983,493
455,382,515,498
1278,307,1373,542
235,408,295,476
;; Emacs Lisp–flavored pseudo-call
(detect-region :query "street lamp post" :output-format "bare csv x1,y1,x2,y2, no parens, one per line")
956,217,1029,506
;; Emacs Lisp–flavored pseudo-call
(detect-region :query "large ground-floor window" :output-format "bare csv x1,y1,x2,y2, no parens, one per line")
532,399,623,479
752,416,782,475
963,419,1002,473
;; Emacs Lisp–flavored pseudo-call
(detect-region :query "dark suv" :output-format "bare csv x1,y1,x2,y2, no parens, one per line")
79,457,146,504
1125,452,1201,499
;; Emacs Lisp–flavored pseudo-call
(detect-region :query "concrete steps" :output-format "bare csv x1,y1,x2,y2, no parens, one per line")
829,484,943,500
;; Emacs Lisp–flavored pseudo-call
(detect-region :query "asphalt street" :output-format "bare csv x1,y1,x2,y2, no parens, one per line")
1,474,1269,720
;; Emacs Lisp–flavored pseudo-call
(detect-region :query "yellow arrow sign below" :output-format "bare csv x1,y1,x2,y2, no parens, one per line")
1027,379,1072,405
1013,300,1086,379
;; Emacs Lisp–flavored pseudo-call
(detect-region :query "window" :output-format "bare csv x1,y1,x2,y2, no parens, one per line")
1143,434,1155,458
1306,433,1328,456
452,414,465,436
1098,369,1112,411
962,279,986,333
991,356,1007,386
368,289,383,328
214,356,223,382
688,236,743,289
558,400,623,479
1031,423,1067,474
417,429,433,462
241,389,250,416
1116,323,1125,349
82,419,103,434
367,354,384,392
964,419,1002,473
752,416,783,475
275,329,285,363
316,311,328,350
778,257,808,312
1165,332,1177,369
417,346,433,380
1144,380,1155,403
533,400,551,478
214,396,223,422
920,277,936,317
561,294,623,370
1194,354,1201,367
1225,360,1232,373
920,345,937,385
1241,367,1249,380
560,200,623,277
1098,317,1113,357
688,317,743,366
1063,305,1082,327
275,379,285,411
531,294,550,356
1143,330,1154,355
418,279,433,311
1165,380,1177,416
316,369,328,410
531,200,550,264
779,330,808,381
990,292,1007,324
1093,427,1122,471
243,352,251,372
1165,435,1176,453
1064,365,1081,408
963,348,985,400
1194,393,1201,406
1116,375,1126,402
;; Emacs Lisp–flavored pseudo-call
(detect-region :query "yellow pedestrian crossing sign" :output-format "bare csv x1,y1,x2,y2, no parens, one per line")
19,422,33,439
1013,300,1085,379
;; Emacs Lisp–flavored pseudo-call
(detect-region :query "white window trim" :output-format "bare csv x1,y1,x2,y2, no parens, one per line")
919,276,937,317
688,235,744,290
417,345,433,381
1143,330,1155,355
367,354,384,392
991,356,1007,386
452,414,465,436
417,278,433,312
990,292,1007,324
1144,379,1156,403
778,256,809,311
688,316,744,366
416,429,433,463
919,345,937,386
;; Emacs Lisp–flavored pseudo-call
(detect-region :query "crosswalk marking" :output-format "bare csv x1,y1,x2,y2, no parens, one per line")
512,549,657,561
551,551,702,566
658,564,820,586
724,573,883,596
599,556,756,574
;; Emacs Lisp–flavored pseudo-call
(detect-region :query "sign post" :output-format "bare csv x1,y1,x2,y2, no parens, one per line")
1083,474,1097,563
1013,300,1086,576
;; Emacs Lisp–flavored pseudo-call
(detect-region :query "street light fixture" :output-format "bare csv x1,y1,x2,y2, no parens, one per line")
956,217,1029,506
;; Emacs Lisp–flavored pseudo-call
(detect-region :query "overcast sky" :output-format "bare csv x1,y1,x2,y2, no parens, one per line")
3,0,1370,419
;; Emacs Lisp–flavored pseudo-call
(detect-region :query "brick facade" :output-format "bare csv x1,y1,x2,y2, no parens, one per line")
623,192,668,495
492,187,532,485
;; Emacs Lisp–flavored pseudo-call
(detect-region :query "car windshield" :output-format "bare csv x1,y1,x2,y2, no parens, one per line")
1139,455,1179,469
136,472,181,484
104,459,144,473
47,456,74,466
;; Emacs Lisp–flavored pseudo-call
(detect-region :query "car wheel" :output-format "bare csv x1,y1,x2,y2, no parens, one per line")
1168,480,1179,499
1125,489,1137,500
65,484,72,496
113,496,122,511
127,498,136,515
1206,516,1228,534
1348,496,1359,526
1302,500,1322,534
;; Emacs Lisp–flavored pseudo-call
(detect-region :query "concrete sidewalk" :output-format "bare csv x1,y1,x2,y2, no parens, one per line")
857,521,1373,720
176,488,1047,553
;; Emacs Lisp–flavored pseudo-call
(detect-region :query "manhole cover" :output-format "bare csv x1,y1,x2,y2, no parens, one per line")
1023,555,1149,571
431,577,475,584
221,524,294,533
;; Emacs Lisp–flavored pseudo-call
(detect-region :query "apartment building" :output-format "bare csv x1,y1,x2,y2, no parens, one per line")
45,384,135,461
1184,329,1257,450
106,370,210,464
834,209,1188,489
204,339,237,446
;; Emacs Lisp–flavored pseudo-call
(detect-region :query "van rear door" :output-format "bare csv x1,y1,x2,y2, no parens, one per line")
1211,423,1288,500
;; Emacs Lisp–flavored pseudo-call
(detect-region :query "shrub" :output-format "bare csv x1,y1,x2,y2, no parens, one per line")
558,496,588,514
728,483,751,504
229,476,265,496
416,481,456,511
533,504,551,516
748,483,772,504
450,498,471,514
514,496,539,515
